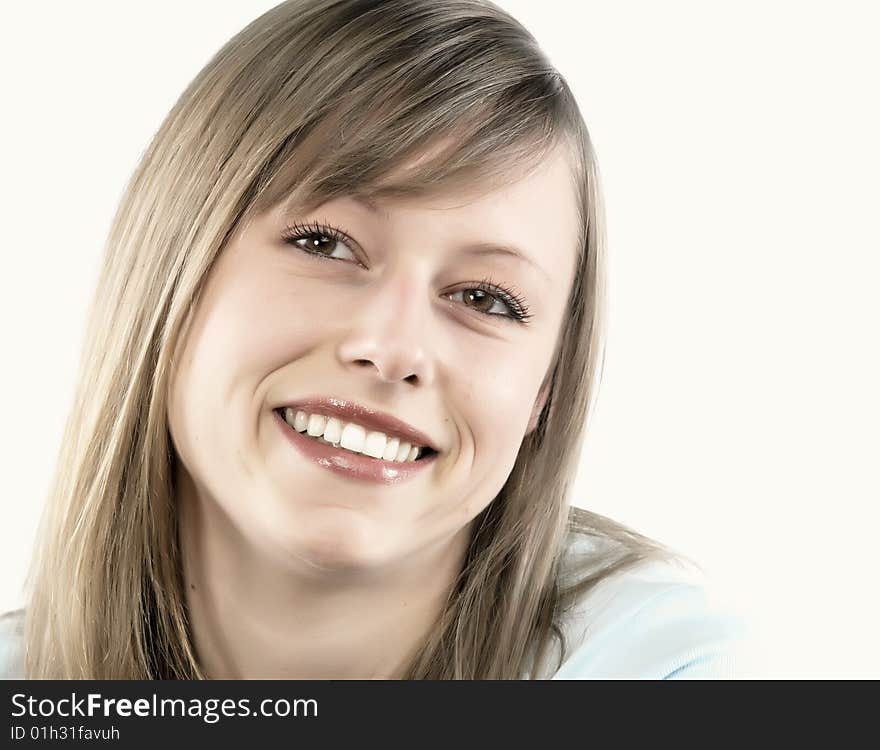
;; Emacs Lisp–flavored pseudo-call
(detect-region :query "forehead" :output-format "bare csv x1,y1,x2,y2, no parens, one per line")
362,134,578,210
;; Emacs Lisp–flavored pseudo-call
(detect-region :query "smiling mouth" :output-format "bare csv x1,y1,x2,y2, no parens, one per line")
273,408,438,463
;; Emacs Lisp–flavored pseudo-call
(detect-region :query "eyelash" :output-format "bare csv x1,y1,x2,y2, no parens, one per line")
280,220,533,324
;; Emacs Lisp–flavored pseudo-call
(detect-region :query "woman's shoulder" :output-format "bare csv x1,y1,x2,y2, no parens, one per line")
535,534,752,679
0,608,26,679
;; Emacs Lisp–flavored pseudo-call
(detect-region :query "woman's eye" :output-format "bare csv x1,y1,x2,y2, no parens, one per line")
285,230,358,262
447,288,518,320
448,279,532,324
281,221,360,263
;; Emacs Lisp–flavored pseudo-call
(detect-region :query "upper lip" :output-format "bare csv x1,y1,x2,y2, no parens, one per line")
277,396,440,452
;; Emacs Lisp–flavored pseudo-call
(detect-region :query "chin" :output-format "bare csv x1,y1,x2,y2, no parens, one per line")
265,505,395,574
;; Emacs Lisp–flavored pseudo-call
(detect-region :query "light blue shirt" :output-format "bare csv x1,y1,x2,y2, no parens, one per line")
535,559,749,679
0,610,24,679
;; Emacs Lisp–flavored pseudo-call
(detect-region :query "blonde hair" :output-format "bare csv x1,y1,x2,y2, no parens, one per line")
24,0,692,679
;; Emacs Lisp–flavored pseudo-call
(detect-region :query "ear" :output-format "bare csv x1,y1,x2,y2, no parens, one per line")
526,375,552,436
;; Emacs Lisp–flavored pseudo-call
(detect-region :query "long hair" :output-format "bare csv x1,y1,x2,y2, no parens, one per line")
24,0,692,679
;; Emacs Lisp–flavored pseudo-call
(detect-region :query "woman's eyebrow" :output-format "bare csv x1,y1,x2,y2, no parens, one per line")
458,243,550,281
351,194,385,216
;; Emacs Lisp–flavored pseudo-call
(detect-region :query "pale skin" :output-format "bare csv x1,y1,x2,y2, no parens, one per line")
167,143,581,679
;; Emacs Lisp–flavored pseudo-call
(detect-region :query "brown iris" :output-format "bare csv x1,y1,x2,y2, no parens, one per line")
463,288,494,314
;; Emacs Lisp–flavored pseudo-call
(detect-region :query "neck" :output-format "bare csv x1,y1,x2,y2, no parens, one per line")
175,467,470,679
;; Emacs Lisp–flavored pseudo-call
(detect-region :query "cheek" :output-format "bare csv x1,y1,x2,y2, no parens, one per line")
463,357,543,466
187,272,330,391
167,265,305,456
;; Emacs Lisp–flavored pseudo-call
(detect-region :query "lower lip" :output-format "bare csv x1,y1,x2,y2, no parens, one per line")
273,410,438,486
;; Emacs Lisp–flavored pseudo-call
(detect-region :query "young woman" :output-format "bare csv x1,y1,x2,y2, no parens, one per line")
1,0,747,679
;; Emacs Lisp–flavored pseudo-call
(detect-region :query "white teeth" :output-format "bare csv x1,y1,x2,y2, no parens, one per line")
307,414,327,437
284,407,296,426
323,417,343,445
281,408,429,462
382,437,400,461
395,441,412,462
339,422,366,452
363,430,387,459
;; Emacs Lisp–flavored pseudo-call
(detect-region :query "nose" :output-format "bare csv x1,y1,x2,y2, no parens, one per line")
336,268,436,387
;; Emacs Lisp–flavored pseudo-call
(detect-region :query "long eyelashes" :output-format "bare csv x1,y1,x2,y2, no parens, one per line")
280,220,533,324
461,277,532,323
282,220,355,258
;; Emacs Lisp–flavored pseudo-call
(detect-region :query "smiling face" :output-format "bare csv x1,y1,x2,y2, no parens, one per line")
167,143,581,574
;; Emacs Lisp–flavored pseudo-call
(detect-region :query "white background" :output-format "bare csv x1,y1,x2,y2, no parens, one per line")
1,1,877,678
